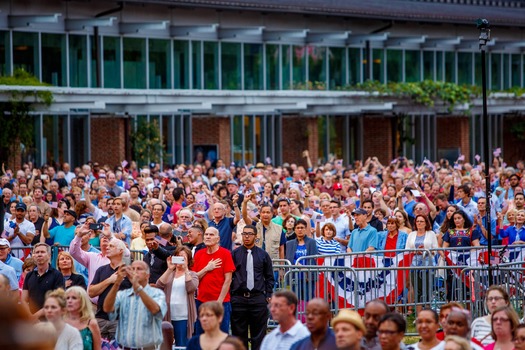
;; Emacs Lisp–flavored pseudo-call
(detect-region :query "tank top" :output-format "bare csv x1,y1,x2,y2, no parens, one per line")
79,319,94,350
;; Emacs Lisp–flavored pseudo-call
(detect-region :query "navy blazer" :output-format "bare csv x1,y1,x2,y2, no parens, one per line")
285,237,318,265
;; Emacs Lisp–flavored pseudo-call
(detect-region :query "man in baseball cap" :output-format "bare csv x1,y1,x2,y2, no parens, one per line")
42,208,77,246
4,202,35,258
331,309,366,350
347,208,378,253
0,238,23,280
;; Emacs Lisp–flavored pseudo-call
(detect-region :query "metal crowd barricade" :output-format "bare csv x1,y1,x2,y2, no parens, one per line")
282,245,525,322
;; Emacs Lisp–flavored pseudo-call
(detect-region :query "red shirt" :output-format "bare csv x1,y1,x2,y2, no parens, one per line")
384,232,399,257
170,202,183,224
192,247,235,302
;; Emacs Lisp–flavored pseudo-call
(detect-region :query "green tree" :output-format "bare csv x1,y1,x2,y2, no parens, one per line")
0,69,53,166
130,118,166,167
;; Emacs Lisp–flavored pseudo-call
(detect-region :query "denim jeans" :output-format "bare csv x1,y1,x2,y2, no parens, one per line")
194,300,231,335
171,320,188,347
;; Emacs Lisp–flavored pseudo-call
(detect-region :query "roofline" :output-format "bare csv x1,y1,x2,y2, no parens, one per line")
122,0,525,27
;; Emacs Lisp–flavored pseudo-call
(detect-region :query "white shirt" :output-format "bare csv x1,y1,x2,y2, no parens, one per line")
409,341,443,350
170,275,188,321
260,320,310,350
4,219,35,258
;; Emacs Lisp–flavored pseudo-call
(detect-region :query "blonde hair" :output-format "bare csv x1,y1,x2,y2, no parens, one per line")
57,251,78,274
444,335,471,350
45,288,67,309
65,287,95,323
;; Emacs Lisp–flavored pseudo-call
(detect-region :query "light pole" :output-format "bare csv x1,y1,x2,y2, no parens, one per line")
477,18,493,286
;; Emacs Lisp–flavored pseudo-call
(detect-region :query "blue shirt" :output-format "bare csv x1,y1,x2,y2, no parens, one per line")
472,216,497,245
106,214,133,245
377,230,408,252
291,328,336,350
348,225,378,253
208,216,235,250
325,215,351,252
315,237,341,255
293,245,308,265
109,285,167,348
404,200,416,219
49,224,77,246
500,225,525,245
4,254,23,280
456,198,479,220
0,260,18,290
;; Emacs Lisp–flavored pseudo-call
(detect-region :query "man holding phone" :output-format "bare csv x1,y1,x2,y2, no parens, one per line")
143,225,176,285
42,209,77,246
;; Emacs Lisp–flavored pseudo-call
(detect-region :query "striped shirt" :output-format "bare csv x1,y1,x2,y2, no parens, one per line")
109,285,167,348
315,237,341,255
471,316,493,345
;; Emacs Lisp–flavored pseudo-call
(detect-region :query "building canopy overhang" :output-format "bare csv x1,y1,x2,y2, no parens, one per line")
0,86,524,116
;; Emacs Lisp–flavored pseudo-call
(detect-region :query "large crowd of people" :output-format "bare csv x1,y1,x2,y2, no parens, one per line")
1,150,525,350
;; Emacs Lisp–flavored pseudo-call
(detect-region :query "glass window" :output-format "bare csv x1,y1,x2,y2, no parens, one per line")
244,43,263,90
41,33,67,86
13,32,39,77
69,35,88,87
42,115,66,165
221,42,241,90
436,51,444,81
423,51,434,80
318,116,345,162
405,50,421,82
491,53,502,90
474,53,482,86
266,44,279,90
282,45,291,90
70,115,88,166
203,41,218,89
254,115,262,163
103,36,121,88
123,37,146,89
457,52,472,85
511,54,521,88
348,48,360,85
444,51,456,83
232,115,243,163
90,35,99,88
0,31,11,76
191,41,202,89
292,45,306,88
328,47,345,89
372,49,384,83
386,49,402,82
503,54,510,89
308,46,326,88
149,39,171,89
173,40,189,89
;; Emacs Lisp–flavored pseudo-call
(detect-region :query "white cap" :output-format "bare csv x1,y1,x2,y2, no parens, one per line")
0,238,10,248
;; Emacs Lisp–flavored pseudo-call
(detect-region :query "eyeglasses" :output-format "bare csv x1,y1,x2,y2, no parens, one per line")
377,330,400,336
492,317,510,323
241,232,256,236
487,296,505,302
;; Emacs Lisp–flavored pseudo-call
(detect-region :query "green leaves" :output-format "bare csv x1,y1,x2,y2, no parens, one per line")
0,69,54,165
130,118,167,167
349,80,477,112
